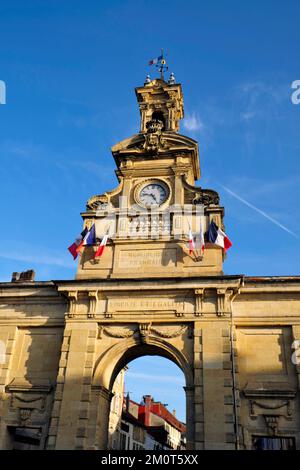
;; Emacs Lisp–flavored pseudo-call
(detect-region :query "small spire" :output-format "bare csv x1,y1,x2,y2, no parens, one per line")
168,72,176,85
144,74,151,85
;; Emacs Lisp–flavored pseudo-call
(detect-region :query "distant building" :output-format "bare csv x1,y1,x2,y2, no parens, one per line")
109,392,186,450
108,369,126,449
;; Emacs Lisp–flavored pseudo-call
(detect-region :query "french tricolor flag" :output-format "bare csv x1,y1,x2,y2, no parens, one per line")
94,233,109,259
75,223,96,254
188,229,195,254
149,55,163,66
208,221,232,252
68,227,88,260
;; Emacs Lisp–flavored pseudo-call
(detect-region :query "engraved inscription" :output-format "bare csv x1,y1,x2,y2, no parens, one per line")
118,249,176,269
107,298,179,312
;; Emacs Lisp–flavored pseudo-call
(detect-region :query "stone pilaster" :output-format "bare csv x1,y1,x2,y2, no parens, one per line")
52,322,98,450
193,322,203,449
86,385,113,450
202,321,235,449
0,326,17,448
194,289,204,316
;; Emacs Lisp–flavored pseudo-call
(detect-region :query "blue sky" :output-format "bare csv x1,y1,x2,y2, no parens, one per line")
1,0,300,422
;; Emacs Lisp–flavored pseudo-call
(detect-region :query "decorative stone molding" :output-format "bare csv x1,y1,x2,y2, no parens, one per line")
86,194,109,211
193,190,220,206
100,326,137,339
264,415,279,436
104,313,113,319
19,408,32,425
194,289,204,316
244,383,296,421
88,291,99,318
92,385,113,403
150,325,187,338
142,119,167,153
98,323,191,341
139,323,151,343
6,379,52,430
182,176,220,207
67,291,78,318
10,393,47,412
249,399,292,419
184,385,195,396
216,288,230,317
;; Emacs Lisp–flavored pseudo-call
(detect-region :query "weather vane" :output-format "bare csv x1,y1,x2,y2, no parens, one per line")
148,49,168,80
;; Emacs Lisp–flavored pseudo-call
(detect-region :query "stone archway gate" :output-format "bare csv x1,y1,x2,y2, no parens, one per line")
47,275,242,450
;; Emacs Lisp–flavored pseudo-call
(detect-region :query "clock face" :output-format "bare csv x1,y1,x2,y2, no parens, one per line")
139,183,168,207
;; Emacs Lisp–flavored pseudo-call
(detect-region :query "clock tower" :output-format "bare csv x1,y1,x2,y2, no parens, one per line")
77,74,225,280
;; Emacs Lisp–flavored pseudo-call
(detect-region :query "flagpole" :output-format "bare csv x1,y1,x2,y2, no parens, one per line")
160,48,164,79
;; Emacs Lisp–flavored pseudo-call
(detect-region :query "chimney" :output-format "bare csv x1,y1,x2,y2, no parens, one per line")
11,270,35,283
126,392,130,412
143,395,152,427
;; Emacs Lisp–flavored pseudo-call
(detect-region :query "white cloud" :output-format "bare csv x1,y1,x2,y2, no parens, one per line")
0,248,74,269
240,111,256,121
183,113,204,132
126,371,184,385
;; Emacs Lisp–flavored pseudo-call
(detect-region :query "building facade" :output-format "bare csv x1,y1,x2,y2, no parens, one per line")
110,394,185,450
0,73,300,450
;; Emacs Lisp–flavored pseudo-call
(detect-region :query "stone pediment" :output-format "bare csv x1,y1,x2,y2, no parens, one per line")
111,131,198,155
112,132,200,179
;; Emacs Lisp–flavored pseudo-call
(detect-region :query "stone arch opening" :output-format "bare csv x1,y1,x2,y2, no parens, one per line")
108,354,186,450
92,338,195,450
151,111,166,130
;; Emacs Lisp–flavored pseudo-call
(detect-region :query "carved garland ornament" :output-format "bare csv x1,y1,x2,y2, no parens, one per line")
10,393,46,412
150,325,187,338
250,399,292,417
98,324,188,339
100,326,137,338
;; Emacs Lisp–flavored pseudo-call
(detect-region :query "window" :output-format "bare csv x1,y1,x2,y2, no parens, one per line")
8,427,41,450
121,421,129,433
119,432,127,450
252,436,295,450
133,442,144,450
154,443,162,450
